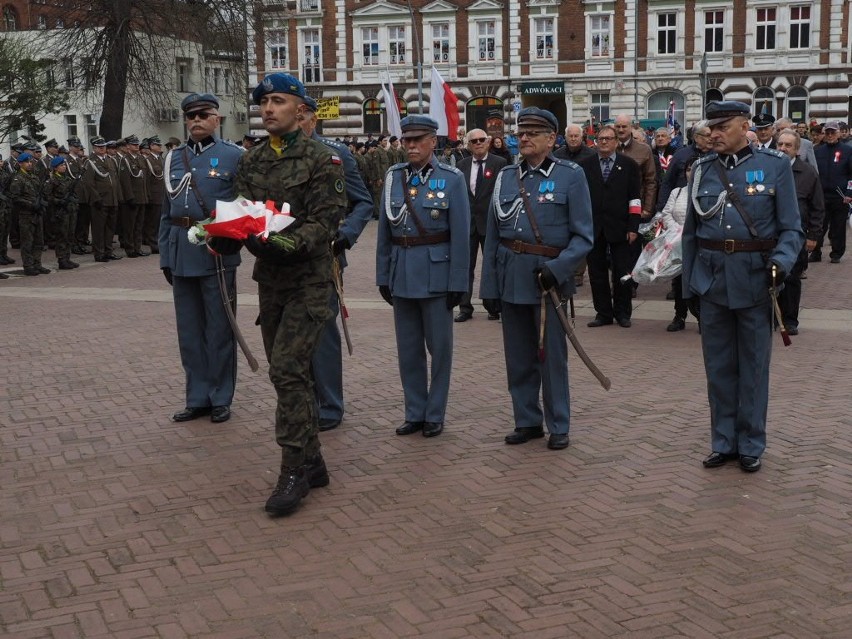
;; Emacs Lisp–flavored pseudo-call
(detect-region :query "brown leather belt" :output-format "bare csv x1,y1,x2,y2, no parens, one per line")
391,231,450,247
501,238,561,258
698,238,777,254
169,216,196,228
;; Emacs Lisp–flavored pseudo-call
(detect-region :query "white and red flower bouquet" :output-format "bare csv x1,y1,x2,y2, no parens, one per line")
187,198,295,247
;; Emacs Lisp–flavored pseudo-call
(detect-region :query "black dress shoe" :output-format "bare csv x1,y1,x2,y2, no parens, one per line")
587,316,613,327
666,317,685,332
125,251,140,258
172,406,212,422
395,421,423,435
319,417,341,432
617,318,632,328
23,268,40,276
504,427,544,444
702,451,738,468
106,253,122,260
422,422,443,437
786,326,799,336
487,313,500,320
138,250,151,257
94,256,109,263
210,406,231,423
739,456,761,472
547,433,570,450
808,252,821,263
454,312,472,323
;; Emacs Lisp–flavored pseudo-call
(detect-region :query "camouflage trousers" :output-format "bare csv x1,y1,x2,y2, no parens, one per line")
0,203,8,258
18,211,44,268
257,280,333,469
53,208,77,262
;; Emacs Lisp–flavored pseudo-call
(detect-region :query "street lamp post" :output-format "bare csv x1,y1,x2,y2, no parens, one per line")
406,0,424,112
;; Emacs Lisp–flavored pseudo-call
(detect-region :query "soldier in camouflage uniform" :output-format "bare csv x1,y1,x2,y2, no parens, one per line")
8,153,50,276
0,148,17,267
234,73,347,518
44,157,80,270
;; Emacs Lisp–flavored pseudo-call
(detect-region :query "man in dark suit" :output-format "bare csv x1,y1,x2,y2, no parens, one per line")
455,128,507,321
579,124,642,328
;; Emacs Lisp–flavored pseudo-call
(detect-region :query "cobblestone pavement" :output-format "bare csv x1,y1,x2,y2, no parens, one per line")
1,224,850,639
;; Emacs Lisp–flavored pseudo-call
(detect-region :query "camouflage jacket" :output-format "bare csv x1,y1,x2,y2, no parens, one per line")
45,171,79,213
8,170,43,213
234,133,347,287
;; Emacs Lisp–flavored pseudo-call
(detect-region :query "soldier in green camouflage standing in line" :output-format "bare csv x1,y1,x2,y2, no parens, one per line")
44,157,80,270
233,73,347,517
8,153,50,276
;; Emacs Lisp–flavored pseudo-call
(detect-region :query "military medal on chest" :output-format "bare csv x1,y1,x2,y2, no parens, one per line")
745,170,764,195
538,180,555,202
208,157,220,177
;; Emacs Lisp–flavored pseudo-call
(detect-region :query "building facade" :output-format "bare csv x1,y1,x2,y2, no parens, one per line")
252,0,852,137
0,0,247,154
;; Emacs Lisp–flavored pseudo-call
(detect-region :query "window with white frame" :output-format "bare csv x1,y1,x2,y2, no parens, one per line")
62,57,74,89
534,18,554,60
268,30,287,70
753,87,774,117
389,25,406,65
477,21,495,61
647,91,685,123
590,15,611,57
302,29,321,83
37,14,47,29
43,59,56,85
789,5,810,49
176,59,191,92
704,10,724,53
432,23,450,63
755,7,776,50
85,114,98,140
590,92,609,123
361,27,379,66
65,114,78,140
657,12,677,54
3,7,17,30
786,86,808,121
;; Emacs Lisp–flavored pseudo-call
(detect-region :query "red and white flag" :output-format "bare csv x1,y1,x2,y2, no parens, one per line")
429,67,459,140
382,75,402,138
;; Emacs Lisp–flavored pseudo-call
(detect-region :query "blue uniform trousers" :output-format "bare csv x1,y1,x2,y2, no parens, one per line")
393,296,453,424
700,297,772,458
172,271,236,409
312,290,344,422
501,301,570,435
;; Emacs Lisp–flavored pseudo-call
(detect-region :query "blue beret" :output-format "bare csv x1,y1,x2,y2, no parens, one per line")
400,115,439,139
50,156,66,168
705,101,750,126
517,107,558,132
303,95,318,112
252,73,306,105
17,152,33,163
181,93,219,114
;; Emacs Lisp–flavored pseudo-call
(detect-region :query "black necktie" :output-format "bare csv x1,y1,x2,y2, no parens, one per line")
474,159,484,194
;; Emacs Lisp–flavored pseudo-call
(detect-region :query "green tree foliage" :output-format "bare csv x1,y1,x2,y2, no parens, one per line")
0,38,70,144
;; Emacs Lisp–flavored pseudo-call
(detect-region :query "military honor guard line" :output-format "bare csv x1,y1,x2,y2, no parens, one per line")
2,76,848,516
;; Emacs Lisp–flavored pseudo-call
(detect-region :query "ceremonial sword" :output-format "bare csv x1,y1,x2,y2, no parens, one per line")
215,254,259,371
540,275,612,390
769,263,791,347
332,258,353,356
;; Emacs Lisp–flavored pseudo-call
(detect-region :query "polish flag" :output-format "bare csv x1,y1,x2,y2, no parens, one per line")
429,67,459,140
382,75,402,138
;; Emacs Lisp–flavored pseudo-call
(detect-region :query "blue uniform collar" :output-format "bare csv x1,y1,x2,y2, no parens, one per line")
718,144,753,169
187,136,216,155
519,155,555,178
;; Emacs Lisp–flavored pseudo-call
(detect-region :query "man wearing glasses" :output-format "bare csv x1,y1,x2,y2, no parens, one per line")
811,121,852,263
480,107,593,450
581,124,642,328
657,121,712,213
158,93,244,426
455,128,507,322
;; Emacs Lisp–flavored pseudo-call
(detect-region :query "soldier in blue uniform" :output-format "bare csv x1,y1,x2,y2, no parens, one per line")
682,101,804,473
480,107,594,450
300,96,374,432
376,115,470,438
158,93,244,424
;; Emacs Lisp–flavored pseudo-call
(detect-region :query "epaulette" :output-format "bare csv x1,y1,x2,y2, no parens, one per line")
551,157,582,171
320,137,346,152
756,147,786,159
389,162,407,172
220,139,242,150
694,152,717,166
436,161,463,176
